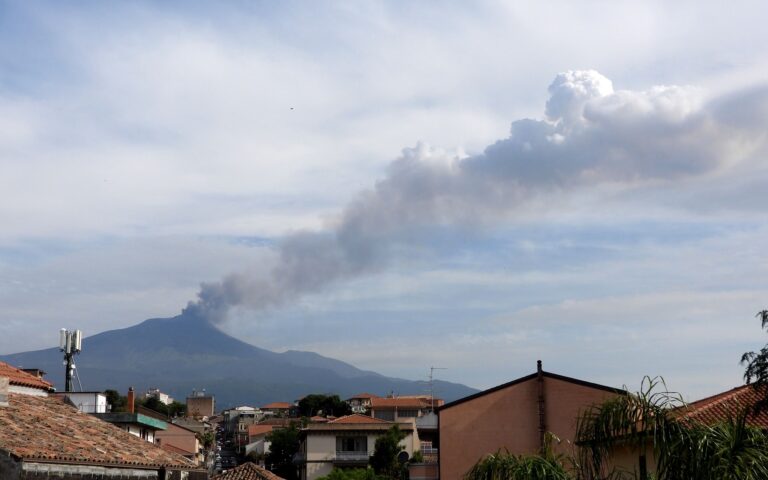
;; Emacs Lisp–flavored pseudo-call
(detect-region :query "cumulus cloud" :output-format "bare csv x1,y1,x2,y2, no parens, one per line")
185,70,768,322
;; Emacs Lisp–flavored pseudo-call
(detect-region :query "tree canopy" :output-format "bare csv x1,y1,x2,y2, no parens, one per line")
370,425,407,479
297,394,352,417
741,309,768,411
266,422,301,480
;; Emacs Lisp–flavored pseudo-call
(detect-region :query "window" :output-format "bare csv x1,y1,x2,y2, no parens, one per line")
336,436,367,452
396,409,419,418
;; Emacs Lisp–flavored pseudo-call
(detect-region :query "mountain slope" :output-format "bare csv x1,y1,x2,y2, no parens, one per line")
0,313,476,408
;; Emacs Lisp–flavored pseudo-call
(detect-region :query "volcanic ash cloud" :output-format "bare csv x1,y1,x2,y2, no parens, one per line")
184,69,768,322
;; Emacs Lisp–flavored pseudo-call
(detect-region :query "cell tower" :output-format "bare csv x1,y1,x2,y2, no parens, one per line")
59,328,83,392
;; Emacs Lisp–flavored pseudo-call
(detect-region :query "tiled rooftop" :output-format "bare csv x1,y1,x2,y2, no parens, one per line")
370,397,431,409
0,393,196,469
330,414,392,424
678,384,768,428
212,462,284,480
0,361,55,391
348,392,379,400
262,402,292,409
247,424,274,437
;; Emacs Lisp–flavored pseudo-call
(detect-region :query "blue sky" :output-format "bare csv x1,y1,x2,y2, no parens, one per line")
1,0,768,401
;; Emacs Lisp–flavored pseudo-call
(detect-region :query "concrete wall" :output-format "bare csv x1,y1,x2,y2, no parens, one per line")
439,375,617,480
156,423,199,458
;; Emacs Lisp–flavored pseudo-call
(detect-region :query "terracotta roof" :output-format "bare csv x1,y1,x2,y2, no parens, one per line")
309,416,329,423
348,393,379,400
0,393,196,469
0,361,55,391
161,443,195,456
212,462,284,480
330,414,393,424
678,384,768,428
262,402,292,409
247,425,274,437
370,397,430,409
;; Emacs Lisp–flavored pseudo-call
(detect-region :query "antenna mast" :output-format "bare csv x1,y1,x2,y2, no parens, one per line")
429,366,447,412
59,329,83,392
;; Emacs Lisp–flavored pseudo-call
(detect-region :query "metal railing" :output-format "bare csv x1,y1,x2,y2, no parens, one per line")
334,451,372,462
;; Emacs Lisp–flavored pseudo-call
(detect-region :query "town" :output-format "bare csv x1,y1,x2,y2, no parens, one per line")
3,329,768,480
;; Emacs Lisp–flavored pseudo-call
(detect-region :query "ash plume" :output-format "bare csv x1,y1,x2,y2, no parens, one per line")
184,70,768,323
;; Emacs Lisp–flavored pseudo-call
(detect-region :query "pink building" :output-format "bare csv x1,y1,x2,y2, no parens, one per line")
438,361,621,479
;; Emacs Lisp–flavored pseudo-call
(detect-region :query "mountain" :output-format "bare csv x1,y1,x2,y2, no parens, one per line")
0,313,477,409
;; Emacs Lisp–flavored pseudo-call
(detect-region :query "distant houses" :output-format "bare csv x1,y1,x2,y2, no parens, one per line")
0,361,203,480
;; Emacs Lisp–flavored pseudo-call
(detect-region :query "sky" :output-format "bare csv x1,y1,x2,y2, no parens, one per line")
1,0,768,401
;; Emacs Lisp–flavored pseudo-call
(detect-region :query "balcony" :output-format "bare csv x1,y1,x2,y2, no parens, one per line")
333,450,372,464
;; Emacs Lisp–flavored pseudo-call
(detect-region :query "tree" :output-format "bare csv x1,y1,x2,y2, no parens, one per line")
317,468,382,480
298,394,352,417
370,425,406,479
575,377,768,480
104,389,127,412
266,423,301,480
136,396,186,418
464,434,570,480
741,309,768,411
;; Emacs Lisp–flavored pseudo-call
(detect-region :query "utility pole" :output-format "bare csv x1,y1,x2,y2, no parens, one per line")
59,329,82,392
429,366,447,412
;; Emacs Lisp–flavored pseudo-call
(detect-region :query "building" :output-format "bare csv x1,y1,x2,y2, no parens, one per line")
244,425,275,458
0,362,202,480
0,362,55,396
438,361,622,479
138,406,204,465
146,388,175,406
346,393,377,414
678,384,768,427
211,462,284,480
54,391,109,413
94,388,168,443
260,402,292,417
369,395,441,422
187,390,215,418
297,414,418,480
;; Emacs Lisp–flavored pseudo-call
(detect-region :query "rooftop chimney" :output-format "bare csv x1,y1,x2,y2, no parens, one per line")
127,387,135,414
0,377,9,407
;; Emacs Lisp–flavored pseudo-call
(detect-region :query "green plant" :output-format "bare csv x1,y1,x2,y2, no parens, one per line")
370,425,407,479
317,468,383,480
464,434,570,480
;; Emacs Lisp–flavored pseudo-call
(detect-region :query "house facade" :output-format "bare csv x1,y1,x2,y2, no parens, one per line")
297,414,418,480
438,361,622,479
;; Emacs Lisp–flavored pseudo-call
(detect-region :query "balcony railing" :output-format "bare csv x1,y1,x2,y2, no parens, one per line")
334,451,372,463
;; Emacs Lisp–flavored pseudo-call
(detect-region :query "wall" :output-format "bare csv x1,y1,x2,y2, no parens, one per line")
439,375,618,480
439,377,539,479
156,423,199,458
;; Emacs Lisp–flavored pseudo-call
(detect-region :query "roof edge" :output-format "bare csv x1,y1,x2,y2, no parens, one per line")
439,370,624,411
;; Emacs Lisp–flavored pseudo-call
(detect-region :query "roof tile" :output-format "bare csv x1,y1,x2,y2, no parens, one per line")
678,384,768,428
0,393,196,469
212,462,284,480
0,361,54,391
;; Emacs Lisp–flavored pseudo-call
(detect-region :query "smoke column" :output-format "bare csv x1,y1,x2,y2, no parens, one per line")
184,70,768,322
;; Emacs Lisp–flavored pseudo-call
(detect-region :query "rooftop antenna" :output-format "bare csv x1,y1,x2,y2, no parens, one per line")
59,328,83,392
429,366,447,412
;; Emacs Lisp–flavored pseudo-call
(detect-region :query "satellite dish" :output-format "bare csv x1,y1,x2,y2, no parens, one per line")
397,451,409,464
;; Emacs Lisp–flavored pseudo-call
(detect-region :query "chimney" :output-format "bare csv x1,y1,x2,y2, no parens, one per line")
0,377,9,407
127,387,135,414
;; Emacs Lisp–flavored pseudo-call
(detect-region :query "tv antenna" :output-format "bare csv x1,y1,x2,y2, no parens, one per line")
59,329,83,392
429,366,447,412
